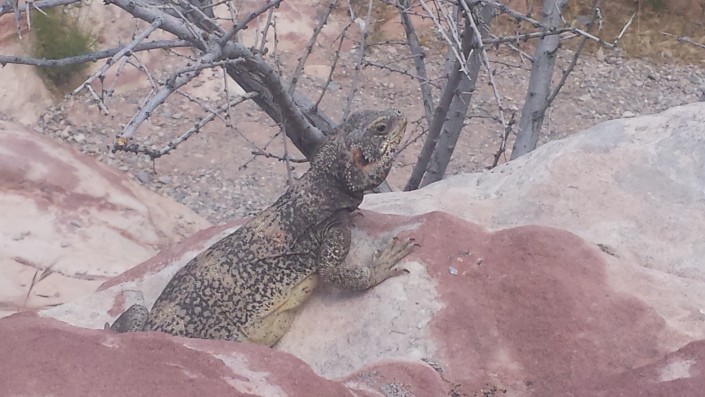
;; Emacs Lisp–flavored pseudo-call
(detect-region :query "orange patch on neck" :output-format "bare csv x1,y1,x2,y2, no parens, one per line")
352,147,370,169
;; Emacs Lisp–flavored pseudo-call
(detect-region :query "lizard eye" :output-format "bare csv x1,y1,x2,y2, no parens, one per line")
375,123,387,134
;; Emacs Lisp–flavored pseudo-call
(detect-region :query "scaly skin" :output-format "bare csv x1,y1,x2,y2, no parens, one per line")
109,109,414,345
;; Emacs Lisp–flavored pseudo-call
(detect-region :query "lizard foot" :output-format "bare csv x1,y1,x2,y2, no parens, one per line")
107,304,150,333
371,236,417,282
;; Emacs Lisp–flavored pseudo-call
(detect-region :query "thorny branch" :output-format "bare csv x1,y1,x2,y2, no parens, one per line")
398,0,435,123
0,0,636,191
0,0,78,18
73,18,164,96
343,0,374,119
491,111,516,167
116,55,239,144
546,0,602,107
314,22,351,111
288,0,337,95
114,92,258,159
660,32,705,50
460,0,507,148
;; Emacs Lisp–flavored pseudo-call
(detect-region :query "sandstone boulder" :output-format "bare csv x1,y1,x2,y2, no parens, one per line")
0,121,209,317
2,104,705,396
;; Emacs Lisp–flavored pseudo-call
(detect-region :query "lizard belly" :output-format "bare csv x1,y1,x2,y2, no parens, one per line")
240,272,320,346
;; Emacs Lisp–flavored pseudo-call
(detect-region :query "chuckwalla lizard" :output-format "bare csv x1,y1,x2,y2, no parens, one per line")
108,109,414,346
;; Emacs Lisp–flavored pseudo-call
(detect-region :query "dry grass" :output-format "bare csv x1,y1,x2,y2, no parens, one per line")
336,0,704,63
568,0,704,62
495,0,705,63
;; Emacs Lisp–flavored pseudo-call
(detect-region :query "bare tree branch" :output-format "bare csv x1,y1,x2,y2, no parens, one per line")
613,11,635,45
398,0,435,124
362,60,441,88
406,2,476,191
113,92,257,159
546,0,601,107
660,32,705,50
343,0,374,119
288,0,337,95
116,53,236,144
0,40,188,67
222,42,327,157
491,111,516,167
0,0,78,18
314,23,351,111
219,0,284,45
419,2,496,187
251,150,307,163
73,18,164,96
510,0,568,160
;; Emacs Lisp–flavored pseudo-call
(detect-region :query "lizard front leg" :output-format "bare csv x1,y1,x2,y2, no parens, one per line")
318,211,415,291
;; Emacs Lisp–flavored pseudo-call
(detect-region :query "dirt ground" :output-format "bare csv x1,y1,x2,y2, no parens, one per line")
26,3,705,224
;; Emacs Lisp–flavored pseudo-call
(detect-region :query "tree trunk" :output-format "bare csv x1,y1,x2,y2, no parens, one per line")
510,0,567,160
419,3,494,188
224,63,333,160
404,6,472,191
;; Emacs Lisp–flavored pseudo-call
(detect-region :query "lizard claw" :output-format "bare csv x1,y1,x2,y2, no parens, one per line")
372,236,416,281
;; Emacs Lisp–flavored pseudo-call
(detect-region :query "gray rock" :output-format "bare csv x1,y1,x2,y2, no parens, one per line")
72,133,86,143
135,170,151,184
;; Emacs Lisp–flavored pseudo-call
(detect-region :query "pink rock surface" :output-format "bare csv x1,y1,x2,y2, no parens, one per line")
6,105,705,395
24,211,705,396
0,313,355,397
575,340,705,396
0,121,209,317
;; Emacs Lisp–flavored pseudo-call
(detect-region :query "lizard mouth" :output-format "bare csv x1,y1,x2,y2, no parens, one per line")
380,117,407,157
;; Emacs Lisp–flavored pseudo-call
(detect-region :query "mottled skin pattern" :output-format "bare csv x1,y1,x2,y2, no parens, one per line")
109,109,414,346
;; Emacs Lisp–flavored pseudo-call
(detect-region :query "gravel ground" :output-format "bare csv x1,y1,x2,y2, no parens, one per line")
32,47,705,225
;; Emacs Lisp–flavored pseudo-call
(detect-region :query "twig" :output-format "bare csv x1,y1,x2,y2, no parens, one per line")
613,11,635,45
546,0,601,107
313,22,351,111
491,111,516,168
257,7,275,54
398,0,435,124
85,85,110,114
474,0,550,30
113,92,257,159
162,3,208,48
363,60,442,89
460,0,507,142
124,52,158,92
396,116,429,154
660,32,705,50
419,0,469,75
288,0,337,95
73,18,163,96
482,28,576,46
219,0,284,45
115,52,232,143
250,150,308,163
0,0,78,17
174,89,227,125
467,0,616,48
270,15,295,185
22,260,57,309
0,40,189,67
343,0,374,119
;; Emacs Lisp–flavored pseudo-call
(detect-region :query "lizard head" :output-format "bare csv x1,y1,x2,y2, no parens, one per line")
334,109,408,193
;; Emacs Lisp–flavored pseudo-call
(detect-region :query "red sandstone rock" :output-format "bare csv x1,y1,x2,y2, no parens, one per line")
14,211,703,396
0,121,209,317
